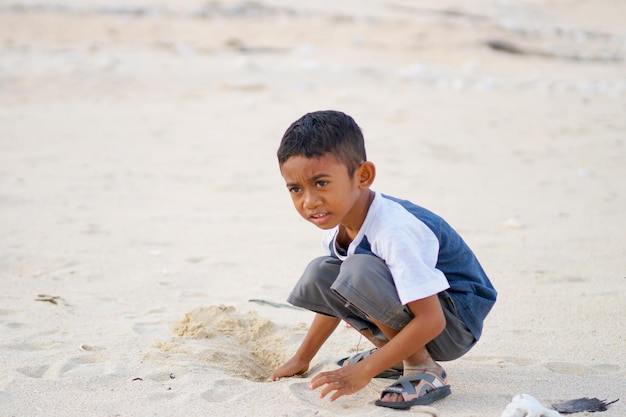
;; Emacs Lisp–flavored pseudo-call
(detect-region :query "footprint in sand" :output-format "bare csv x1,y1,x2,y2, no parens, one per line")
16,364,50,379
16,351,107,379
463,355,540,367
132,321,171,338
201,378,248,403
288,380,387,413
542,362,594,376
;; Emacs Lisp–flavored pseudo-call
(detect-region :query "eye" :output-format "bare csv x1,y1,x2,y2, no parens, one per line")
288,186,301,194
315,180,329,188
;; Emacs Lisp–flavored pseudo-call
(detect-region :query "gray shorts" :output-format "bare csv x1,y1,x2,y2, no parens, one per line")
287,255,476,361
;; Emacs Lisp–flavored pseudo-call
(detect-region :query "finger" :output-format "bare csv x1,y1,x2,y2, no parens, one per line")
310,372,335,389
330,388,345,402
319,381,340,399
310,373,323,386
309,377,324,390
312,377,335,394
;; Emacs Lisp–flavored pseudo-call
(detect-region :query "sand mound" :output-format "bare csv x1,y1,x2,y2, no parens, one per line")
174,305,274,342
162,305,290,382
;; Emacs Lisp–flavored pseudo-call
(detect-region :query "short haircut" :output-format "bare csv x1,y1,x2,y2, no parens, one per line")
277,110,367,176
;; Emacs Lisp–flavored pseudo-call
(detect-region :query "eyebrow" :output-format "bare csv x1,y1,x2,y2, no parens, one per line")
285,173,330,188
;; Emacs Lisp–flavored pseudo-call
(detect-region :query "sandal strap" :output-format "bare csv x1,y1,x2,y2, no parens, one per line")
340,348,376,365
380,372,448,398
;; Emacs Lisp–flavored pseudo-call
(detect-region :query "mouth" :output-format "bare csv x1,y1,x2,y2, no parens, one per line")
308,211,331,224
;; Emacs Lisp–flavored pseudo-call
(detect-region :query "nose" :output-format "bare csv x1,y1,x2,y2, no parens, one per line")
302,189,320,209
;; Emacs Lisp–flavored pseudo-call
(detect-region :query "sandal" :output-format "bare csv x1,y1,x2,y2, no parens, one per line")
375,370,451,409
336,348,402,379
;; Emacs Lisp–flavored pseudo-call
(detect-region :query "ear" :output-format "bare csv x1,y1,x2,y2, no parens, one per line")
357,161,376,188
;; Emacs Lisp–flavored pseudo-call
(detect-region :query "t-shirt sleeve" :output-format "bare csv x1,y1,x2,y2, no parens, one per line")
373,216,450,305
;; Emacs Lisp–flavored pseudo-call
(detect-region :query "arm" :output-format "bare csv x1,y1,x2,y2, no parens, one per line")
310,294,445,400
358,294,445,376
269,313,340,381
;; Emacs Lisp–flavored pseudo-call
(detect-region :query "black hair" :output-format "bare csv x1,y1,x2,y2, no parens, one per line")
277,110,366,176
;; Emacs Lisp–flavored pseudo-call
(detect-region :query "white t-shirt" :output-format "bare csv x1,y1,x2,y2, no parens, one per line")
322,191,450,305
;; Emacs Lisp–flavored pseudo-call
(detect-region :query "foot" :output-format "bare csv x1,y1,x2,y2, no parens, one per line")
378,361,445,403
375,368,451,409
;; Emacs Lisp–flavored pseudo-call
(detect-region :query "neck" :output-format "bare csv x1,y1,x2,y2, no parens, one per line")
338,190,375,244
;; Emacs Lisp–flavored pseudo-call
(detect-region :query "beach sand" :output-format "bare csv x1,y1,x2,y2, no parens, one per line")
0,1,624,416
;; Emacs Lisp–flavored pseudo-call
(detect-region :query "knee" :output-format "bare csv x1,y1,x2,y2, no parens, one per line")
342,254,374,267
341,254,387,276
299,256,340,290
339,255,391,287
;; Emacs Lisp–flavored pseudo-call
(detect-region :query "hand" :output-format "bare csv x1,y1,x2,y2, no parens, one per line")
268,356,310,381
310,363,372,402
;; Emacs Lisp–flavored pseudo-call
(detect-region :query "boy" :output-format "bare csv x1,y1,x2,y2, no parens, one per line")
269,110,496,409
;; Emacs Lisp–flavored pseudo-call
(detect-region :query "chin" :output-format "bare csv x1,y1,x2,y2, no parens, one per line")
308,220,337,230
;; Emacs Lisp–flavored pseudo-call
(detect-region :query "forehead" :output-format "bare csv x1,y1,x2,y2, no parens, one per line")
280,154,349,181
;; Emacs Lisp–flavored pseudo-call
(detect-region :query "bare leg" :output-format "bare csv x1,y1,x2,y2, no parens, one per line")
352,328,403,370
355,328,386,349
369,318,444,403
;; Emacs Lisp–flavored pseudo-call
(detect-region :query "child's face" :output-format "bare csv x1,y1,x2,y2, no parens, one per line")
280,154,372,233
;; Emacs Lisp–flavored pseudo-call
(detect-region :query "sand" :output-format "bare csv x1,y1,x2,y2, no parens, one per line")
0,1,624,416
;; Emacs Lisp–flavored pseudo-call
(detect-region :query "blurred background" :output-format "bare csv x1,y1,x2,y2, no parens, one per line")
1,0,624,330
